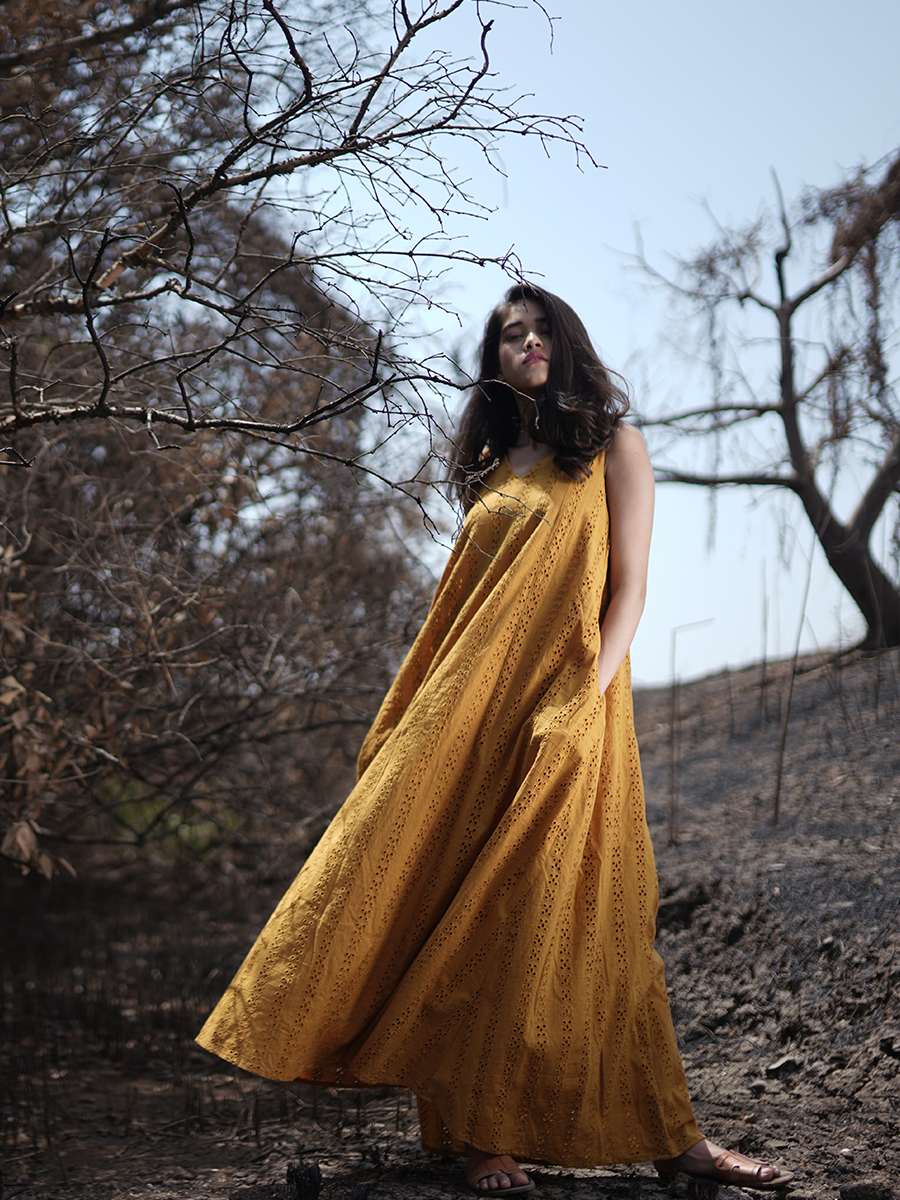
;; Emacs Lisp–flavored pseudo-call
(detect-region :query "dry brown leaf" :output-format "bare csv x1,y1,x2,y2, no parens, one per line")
37,852,57,880
24,751,44,774
1,820,38,861
0,674,25,706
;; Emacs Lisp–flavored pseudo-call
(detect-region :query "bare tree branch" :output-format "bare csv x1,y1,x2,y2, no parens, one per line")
653,468,799,491
848,428,900,546
0,0,203,69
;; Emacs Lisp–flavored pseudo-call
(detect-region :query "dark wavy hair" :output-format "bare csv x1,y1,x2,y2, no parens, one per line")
451,284,630,509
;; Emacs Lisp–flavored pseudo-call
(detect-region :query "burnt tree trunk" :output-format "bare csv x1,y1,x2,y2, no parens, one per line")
780,300,900,650
796,486,900,648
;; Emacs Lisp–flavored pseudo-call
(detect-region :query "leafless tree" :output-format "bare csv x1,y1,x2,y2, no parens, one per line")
639,150,900,649
0,0,588,467
0,405,430,879
0,0,591,877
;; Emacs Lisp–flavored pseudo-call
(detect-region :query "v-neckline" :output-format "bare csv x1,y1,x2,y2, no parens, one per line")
505,451,554,480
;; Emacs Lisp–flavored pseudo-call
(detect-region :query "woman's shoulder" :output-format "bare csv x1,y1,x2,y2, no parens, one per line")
606,422,646,456
603,423,654,502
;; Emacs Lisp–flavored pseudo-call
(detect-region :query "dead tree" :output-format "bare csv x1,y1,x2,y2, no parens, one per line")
0,399,430,879
640,150,900,649
0,0,590,464
0,0,591,877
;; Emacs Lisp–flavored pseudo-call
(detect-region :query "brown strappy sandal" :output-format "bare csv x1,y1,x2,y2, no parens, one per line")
655,1146,794,1191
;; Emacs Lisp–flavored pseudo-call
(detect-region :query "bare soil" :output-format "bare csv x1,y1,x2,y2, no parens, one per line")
3,649,899,1200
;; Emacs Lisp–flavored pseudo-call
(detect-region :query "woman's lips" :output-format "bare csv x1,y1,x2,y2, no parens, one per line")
524,353,547,364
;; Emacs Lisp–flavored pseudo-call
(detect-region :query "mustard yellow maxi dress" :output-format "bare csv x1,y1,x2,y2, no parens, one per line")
196,452,701,1167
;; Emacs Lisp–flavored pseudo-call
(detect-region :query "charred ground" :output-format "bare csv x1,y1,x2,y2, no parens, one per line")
3,649,899,1200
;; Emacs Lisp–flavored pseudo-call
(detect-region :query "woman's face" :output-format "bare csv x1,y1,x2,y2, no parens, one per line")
496,300,551,399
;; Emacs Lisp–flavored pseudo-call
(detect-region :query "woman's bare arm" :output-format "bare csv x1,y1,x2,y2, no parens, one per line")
596,424,655,694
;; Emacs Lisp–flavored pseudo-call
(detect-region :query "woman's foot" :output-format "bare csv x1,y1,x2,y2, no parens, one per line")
466,1146,535,1195
655,1139,793,1191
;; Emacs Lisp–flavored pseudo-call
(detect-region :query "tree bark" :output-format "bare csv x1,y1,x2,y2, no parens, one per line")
766,243,900,649
795,482,900,648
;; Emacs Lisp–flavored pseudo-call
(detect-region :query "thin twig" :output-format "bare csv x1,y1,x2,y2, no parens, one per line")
772,536,817,824
0,444,35,467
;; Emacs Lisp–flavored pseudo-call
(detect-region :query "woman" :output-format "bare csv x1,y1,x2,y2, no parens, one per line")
197,285,793,1194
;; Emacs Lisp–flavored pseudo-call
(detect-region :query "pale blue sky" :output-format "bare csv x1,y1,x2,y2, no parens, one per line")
408,0,900,685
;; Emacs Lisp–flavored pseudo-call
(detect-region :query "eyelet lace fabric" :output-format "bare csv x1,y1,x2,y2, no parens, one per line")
196,453,700,1167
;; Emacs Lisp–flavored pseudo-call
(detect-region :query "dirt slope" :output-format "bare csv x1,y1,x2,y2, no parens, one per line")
641,650,900,1200
3,649,898,1200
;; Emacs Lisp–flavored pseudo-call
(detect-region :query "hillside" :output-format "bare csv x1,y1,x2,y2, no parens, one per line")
3,649,898,1200
639,649,900,1200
